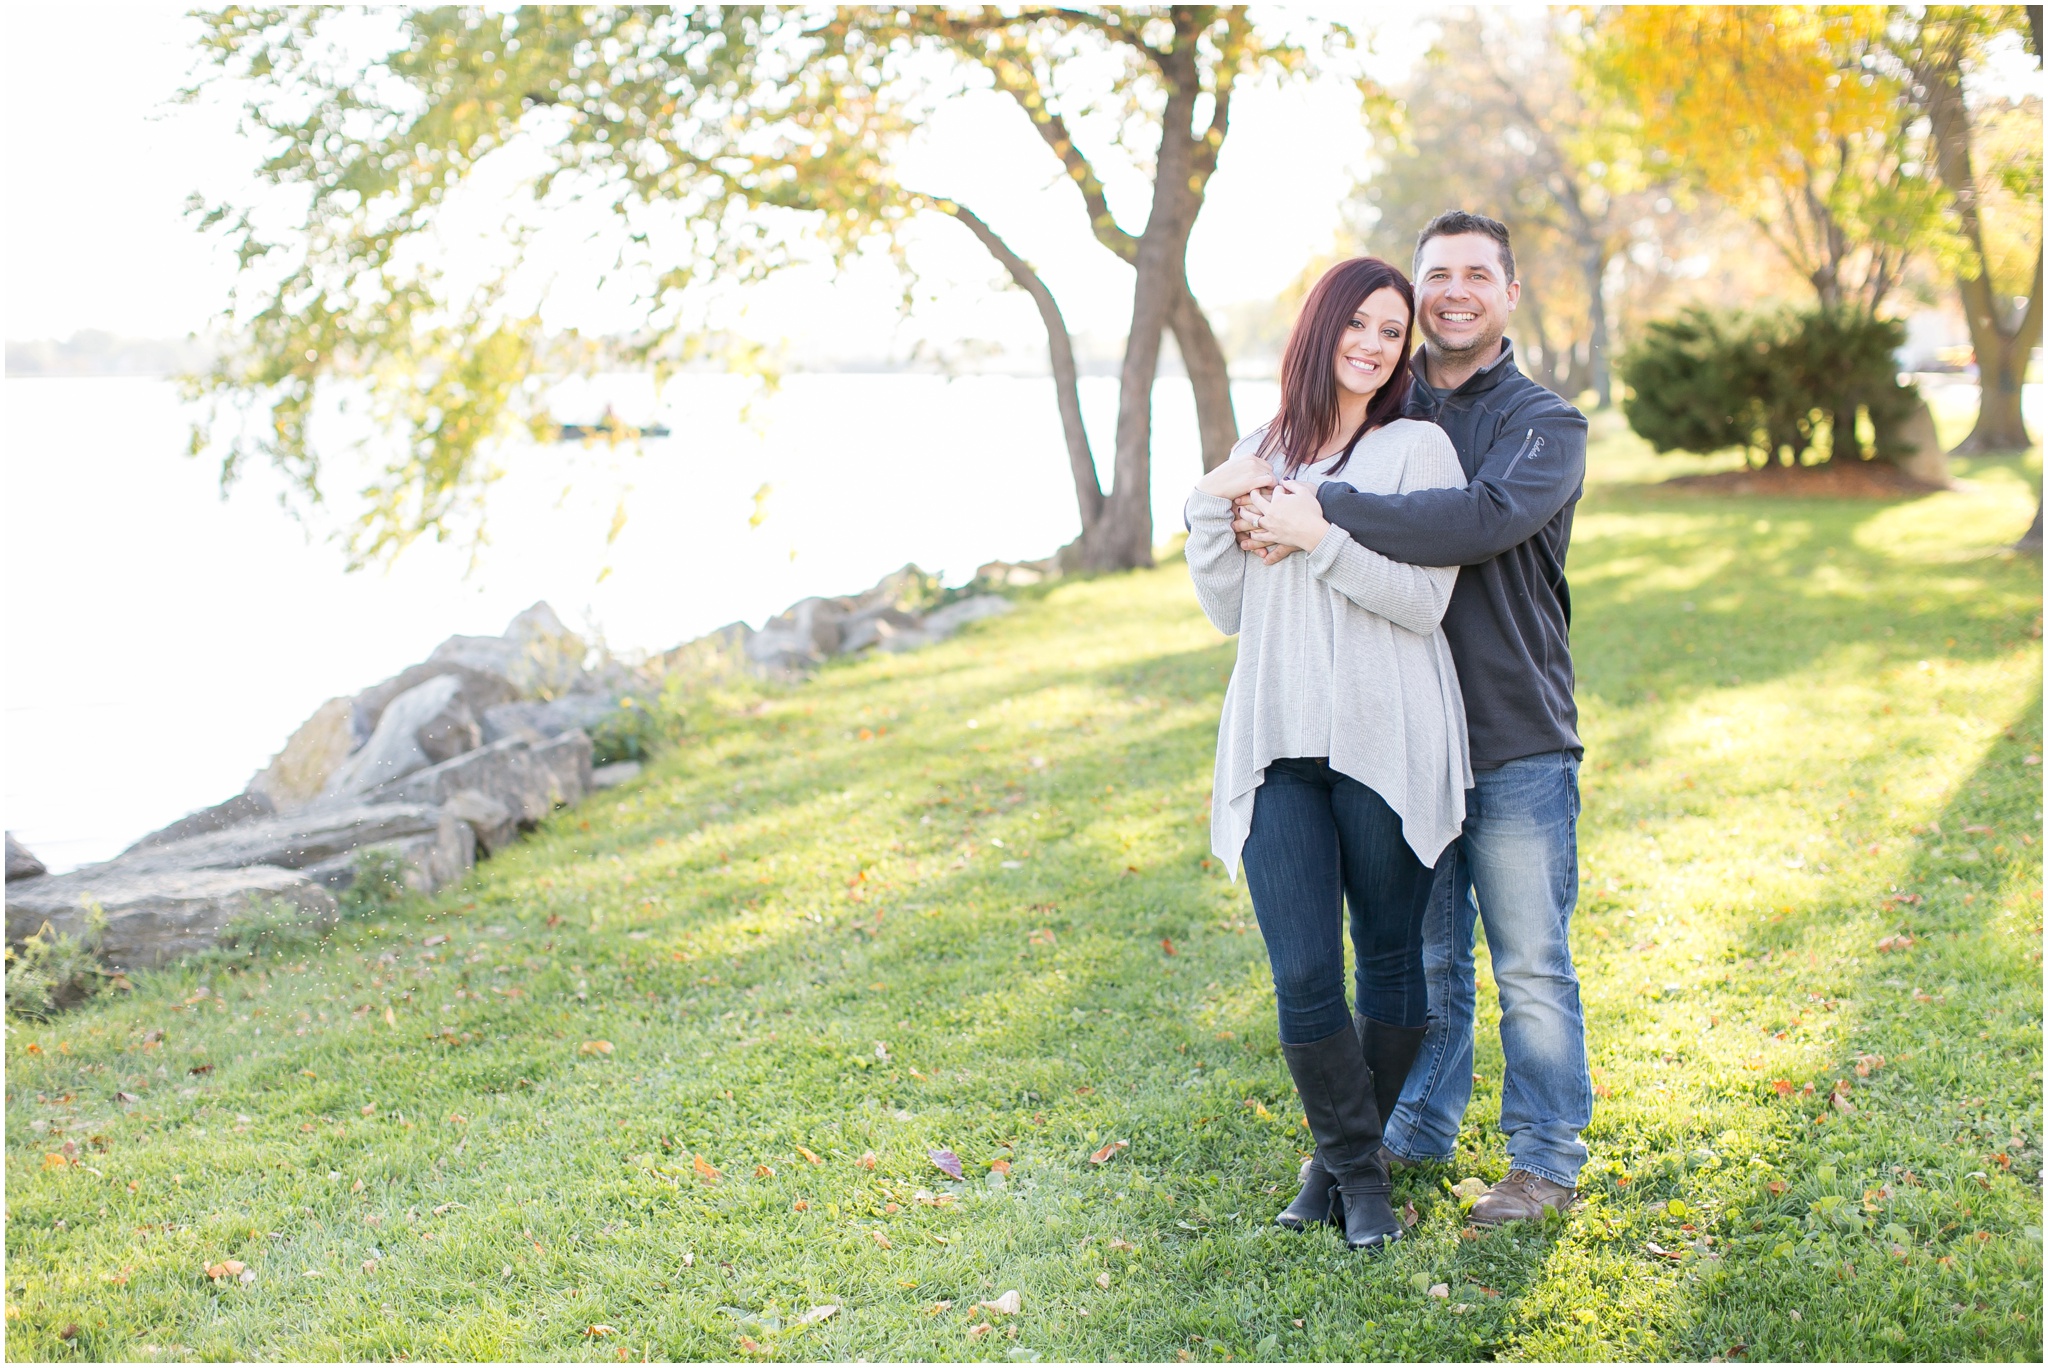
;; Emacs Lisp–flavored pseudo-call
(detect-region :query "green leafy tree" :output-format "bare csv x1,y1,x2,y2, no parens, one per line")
188,7,1340,572
1901,5,2042,455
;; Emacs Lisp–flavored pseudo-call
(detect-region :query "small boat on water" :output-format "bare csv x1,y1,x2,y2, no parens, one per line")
555,407,671,442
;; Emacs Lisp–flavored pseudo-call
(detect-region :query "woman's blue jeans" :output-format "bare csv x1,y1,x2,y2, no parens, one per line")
1240,758,1437,1045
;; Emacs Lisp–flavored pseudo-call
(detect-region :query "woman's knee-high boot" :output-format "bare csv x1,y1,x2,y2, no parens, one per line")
1279,1025,1403,1250
1357,1015,1428,1157
1273,1015,1374,1230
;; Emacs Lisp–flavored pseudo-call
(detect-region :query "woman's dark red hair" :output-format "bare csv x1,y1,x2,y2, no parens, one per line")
1255,257,1415,477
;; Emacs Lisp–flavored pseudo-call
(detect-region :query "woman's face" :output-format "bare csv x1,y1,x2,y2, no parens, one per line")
1331,286,1410,402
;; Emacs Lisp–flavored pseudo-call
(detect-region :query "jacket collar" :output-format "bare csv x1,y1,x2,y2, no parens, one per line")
1410,337,1521,411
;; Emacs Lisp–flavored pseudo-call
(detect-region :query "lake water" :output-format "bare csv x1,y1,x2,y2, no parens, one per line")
4,371,1277,871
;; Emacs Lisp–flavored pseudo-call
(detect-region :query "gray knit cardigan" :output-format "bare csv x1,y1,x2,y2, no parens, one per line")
1186,418,1472,875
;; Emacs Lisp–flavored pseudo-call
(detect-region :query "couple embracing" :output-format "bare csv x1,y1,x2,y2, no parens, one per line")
1187,211,1590,1251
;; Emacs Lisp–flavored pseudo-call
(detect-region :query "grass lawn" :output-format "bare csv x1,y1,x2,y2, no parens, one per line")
5,416,2041,1362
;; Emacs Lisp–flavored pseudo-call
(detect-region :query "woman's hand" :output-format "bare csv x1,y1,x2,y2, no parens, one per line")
1195,453,1276,502
1239,481,1330,553
1233,496,1299,564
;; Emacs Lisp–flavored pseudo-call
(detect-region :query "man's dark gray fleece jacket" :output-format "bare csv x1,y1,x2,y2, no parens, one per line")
1315,339,1585,769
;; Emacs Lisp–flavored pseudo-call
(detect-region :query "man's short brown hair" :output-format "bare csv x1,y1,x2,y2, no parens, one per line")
1414,210,1516,284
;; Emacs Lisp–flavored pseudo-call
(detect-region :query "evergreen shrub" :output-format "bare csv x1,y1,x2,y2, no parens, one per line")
1619,307,1918,466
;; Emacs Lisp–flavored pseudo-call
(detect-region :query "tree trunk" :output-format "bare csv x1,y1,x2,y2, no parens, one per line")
1084,51,1204,572
1582,242,1613,409
1171,283,1239,472
1914,15,2042,454
943,201,1104,537
2014,500,2043,554
1956,256,2042,453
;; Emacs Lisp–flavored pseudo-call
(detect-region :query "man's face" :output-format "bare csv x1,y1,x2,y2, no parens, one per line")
1414,232,1519,361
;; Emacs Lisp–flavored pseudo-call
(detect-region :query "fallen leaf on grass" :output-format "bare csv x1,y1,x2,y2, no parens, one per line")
362,1259,378,1275
1095,1272,1112,1289
857,1151,878,1170
1832,1094,1857,1116
1402,1202,1420,1228
188,1064,213,1076
755,1165,775,1178
979,1290,1023,1315
1427,1283,1449,1299
115,1091,138,1105
1854,1054,1886,1077
929,1149,964,1180
1771,1079,1794,1097
968,1324,993,1339
797,1305,839,1325
1450,1177,1489,1202
990,1159,1012,1174
580,1040,614,1056
204,1259,247,1281
797,1145,824,1165
431,1202,464,1216
1645,1242,1685,1260
690,1154,723,1183
1089,1139,1129,1164
1767,1181,1789,1196
583,1324,616,1338
1107,1237,1137,1252
926,1301,954,1315
1160,938,1176,956
872,1231,892,1249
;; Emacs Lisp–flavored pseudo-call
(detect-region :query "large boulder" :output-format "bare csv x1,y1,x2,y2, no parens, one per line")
350,664,519,749
321,675,479,800
923,595,1015,638
428,601,590,699
299,817,475,895
6,833,47,882
480,692,616,745
365,737,557,852
1883,396,1952,488
531,730,594,807
5,865,338,971
122,791,275,856
247,697,357,809
839,605,928,655
746,598,846,675
102,802,458,879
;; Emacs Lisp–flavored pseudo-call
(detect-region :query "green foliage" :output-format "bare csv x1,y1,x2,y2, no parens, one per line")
5,905,108,1019
183,7,1309,568
3,426,2039,1358
589,695,677,768
1619,307,1919,466
335,852,414,922
217,896,342,960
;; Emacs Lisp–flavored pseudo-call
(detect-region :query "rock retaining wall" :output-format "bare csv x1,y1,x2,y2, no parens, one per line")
6,557,1046,973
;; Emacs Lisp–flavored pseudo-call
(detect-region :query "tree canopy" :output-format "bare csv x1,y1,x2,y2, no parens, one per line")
188,6,1344,571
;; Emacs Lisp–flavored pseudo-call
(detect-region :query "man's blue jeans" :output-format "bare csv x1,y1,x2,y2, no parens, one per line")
1380,751,1592,1188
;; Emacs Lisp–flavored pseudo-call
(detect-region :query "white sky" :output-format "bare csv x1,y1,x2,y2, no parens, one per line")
2,5,1432,355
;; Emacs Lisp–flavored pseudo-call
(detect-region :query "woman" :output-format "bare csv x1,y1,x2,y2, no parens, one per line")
1185,257,1469,1251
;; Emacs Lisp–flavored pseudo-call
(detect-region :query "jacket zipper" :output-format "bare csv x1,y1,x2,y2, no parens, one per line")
1502,427,1543,480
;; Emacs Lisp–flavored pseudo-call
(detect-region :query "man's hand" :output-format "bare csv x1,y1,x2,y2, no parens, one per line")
1195,453,1277,502
1232,496,1300,564
1239,481,1330,554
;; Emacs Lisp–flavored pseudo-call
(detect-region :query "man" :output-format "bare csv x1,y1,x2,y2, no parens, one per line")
1239,210,1592,1225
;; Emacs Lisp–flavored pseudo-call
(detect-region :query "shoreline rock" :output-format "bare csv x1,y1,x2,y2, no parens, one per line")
8,560,1046,980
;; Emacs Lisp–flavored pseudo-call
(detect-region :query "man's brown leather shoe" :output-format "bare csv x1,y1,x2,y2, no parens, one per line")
1467,1170,1577,1226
